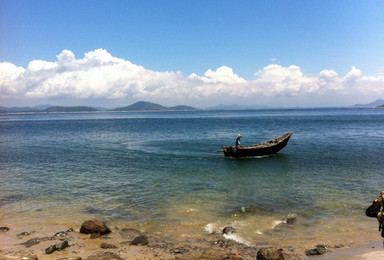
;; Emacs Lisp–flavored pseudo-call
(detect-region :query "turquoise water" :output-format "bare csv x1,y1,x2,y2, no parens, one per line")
1,108,383,249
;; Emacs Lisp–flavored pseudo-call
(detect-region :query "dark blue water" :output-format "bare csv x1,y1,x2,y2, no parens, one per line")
1,108,383,248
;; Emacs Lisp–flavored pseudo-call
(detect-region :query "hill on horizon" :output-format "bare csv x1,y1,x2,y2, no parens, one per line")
354,99,384,107
112,101,197,111
44,106,99,112
2,99,384,113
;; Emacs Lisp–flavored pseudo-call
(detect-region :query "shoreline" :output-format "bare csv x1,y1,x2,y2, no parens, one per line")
315,241,384,260
1,220,384,260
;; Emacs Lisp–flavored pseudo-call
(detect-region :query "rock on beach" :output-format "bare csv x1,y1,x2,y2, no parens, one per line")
305,244,328,256
257,247,285,260
131,235,149,245
0,226,9,232
80,220,111,235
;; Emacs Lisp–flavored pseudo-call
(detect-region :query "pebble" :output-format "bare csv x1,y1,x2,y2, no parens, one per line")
0,226,9,232
100,242,118,249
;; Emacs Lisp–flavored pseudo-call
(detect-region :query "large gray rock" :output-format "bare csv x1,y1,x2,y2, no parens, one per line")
80,220,111,235
305,245,328,256
131,235,149,245
257,247,285,260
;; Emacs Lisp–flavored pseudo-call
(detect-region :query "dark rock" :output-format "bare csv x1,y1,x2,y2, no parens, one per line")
100,242,118,249
214,239,235,248
86,252,124,260
57,240,70,251
0,226,9,232
305,245,328,256
54,231,68,237
131,235,149,245
67,227,75,232
21,238,42,247
45,244,57,254
44,240,69,254
223,226,236,235
284,217,296,224
257,247,285,260
17,231,33,237
80,220,111,235
333,244,344,249
21,237,54,247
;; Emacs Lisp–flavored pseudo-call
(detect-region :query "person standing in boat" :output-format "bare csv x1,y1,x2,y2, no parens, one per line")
235,134,242,147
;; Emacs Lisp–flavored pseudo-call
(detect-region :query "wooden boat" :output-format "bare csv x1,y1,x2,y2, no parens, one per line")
222,132,293,158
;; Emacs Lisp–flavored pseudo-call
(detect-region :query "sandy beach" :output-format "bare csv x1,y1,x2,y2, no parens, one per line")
1,219,384,260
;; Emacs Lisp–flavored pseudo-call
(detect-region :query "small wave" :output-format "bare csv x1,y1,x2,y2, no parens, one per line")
204,223,217,234
272,220,285,228
223,233,253,246
205,223,254,246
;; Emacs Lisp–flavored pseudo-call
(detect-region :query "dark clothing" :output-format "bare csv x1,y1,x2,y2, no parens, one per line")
366,194,384,237
366,200,381,218
235,138,241,147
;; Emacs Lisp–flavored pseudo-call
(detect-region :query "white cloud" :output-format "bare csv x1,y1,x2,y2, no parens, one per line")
0,62,25,96
1,49,384,107
249,64,318,96
190,66,247,85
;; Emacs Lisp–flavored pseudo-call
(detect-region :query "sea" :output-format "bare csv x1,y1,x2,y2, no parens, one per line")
0,108,383,252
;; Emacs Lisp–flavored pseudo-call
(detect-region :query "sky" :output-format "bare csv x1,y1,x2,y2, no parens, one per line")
1,0,384,108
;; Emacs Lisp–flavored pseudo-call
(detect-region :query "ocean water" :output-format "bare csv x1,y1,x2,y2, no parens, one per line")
1,108,383,250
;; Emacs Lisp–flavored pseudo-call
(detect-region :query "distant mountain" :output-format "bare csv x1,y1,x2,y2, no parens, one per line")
207,104,269,110
112,101,197,111
354,99,384,108
0,104,51,113
169,105,198,110
0,106,38,113
112,101,168,111
34,104,52,110
0,102,197,113
44,106,99,112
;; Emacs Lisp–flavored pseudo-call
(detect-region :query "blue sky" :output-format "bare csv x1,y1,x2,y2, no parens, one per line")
1,0,384,108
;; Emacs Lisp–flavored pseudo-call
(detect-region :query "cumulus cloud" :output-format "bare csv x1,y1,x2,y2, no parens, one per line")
1,48,384,107
0,62,25,96
249,64,318,96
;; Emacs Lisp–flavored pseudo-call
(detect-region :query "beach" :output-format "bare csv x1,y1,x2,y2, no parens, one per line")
1,217,384,260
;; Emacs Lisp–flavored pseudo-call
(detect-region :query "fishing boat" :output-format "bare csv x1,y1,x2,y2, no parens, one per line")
222,132,293,158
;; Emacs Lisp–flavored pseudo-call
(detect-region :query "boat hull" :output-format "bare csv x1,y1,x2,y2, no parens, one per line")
222,132,292,158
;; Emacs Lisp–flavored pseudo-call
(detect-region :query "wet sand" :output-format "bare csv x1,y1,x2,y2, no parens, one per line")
1,220,384,260
315,241,384,260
